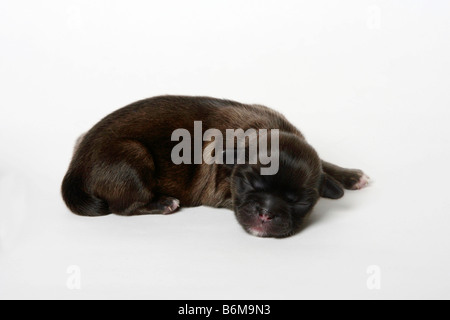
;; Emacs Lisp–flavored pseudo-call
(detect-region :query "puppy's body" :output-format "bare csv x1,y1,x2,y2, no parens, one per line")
62,96,368,237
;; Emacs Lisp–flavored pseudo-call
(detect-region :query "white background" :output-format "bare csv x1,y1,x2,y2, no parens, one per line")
1,0,449,300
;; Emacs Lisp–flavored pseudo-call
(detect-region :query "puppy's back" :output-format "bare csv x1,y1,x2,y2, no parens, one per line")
61,96,302,215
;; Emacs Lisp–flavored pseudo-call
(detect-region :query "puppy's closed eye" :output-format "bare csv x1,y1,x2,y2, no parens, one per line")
285,193,301,203
250,179,266,191
284,193,310,206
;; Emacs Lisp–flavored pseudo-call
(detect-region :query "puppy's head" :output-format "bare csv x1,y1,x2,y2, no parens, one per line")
229,133,343,238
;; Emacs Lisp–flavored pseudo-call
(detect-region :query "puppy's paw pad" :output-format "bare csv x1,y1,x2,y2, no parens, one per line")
351,173,370,190
161,198,180,215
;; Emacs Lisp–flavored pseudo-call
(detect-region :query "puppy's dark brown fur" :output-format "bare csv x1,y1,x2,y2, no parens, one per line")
62,96,368,237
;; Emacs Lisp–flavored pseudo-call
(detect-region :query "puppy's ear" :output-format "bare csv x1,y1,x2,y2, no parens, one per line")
320,174,344,199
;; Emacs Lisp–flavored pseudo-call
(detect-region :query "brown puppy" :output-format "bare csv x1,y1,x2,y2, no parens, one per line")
62,96,369,238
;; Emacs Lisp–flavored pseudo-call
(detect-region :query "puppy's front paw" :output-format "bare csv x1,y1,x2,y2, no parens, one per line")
348,171,370,190
160,197,180,215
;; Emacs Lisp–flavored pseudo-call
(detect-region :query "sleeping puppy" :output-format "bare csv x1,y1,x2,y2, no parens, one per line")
62,96,369,238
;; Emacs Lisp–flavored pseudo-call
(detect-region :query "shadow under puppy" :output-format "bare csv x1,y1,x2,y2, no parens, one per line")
62,96,369,238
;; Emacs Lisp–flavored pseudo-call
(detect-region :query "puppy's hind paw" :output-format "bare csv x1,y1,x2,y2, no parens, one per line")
160,197,180,215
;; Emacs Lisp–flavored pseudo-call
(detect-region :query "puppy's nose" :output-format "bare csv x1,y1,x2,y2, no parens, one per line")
258,210,274,223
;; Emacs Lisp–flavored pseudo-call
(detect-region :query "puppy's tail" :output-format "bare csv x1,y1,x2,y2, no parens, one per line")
61,170,110,217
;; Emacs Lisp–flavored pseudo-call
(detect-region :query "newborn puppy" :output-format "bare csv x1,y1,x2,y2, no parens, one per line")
62,96,369,238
